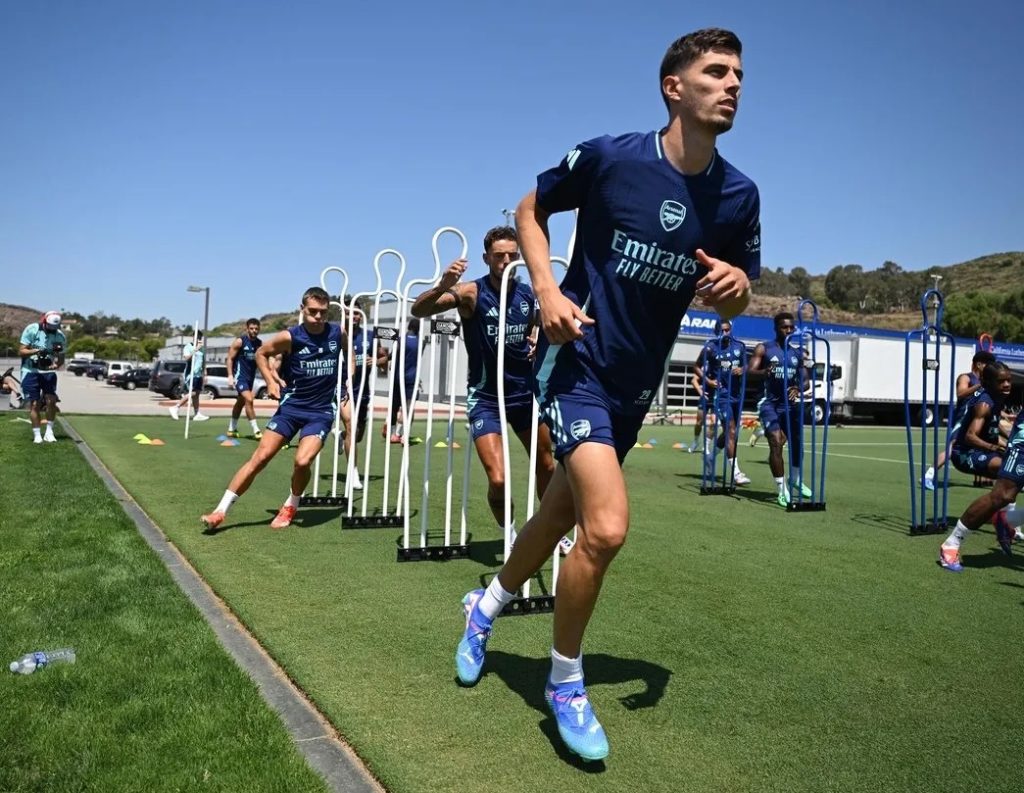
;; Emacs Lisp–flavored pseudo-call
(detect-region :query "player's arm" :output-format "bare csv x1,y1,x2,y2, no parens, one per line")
256,331,292,400
410,260,476,320
225,337,242,387
18,325,42,359
517,190,593,344
965,404,1000,453
690,371,704,399
955,373,976,400
745,343,768,378
54,334,67,370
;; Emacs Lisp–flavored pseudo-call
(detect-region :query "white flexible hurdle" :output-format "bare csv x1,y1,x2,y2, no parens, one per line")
342,251,407,529
305,266,350,507
397,227,474,562
496,258,568,615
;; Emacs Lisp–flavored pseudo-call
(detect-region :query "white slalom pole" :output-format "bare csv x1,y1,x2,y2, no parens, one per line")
459,421,472,547
358,250,406,519
442,328,460,547
395,227,467,557
345,267,382,516
183,321,199,440
497,259,568,600
312,266,349,502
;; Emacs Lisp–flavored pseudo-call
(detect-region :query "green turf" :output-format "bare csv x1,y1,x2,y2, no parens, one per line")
0,419,329,793
65,414,1022,792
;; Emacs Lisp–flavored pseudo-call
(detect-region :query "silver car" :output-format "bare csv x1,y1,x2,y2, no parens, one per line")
201,364,271,400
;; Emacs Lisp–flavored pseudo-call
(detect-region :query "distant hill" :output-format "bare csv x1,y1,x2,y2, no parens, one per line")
8,251,1024,342
0,303,42,338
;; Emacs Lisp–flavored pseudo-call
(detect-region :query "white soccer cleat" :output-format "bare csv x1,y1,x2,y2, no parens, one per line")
193,413,210,422
169,405,180,420
43,431,57,443
734,471,751,486
33,435,43,444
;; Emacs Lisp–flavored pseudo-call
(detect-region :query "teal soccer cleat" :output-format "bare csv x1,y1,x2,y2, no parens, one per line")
455,590,492,686
544,680,609,762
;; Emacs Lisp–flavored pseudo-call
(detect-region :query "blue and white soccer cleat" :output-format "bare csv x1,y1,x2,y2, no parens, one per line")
544,680,609,762
992,510,1015,556
938,545,964,573
922,476,935,492
789,480,813,499
455,589,492,686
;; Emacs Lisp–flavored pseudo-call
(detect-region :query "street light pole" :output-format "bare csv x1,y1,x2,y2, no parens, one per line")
931,274,943,294
501,208,514,227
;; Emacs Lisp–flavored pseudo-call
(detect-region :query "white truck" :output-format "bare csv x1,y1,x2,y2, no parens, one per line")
809,335,976,425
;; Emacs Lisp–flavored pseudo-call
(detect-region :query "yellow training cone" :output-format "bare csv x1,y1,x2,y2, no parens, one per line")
133,433,148,440
434,441,448,448
137,437,153,445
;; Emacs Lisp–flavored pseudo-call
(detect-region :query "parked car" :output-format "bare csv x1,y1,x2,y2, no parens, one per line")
86,360,109,379
201,364,269,399
104,361,135,382
149,361,270,400
149,360,188,398
67,358,95,376
108,367,152,391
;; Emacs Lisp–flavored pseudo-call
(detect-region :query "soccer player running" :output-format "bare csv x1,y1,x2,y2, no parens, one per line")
226,318,265,439
453,29,759,761
169,332,209,422
411,226,556,536
922,350,995,491
19,311,67,443
747,313,813,507
938,361,1017,570
693,318,750,483
200,287,347,531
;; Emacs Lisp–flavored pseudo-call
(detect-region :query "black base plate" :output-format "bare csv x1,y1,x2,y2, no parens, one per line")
787,502,826,512
500,595,555,616
910,519,949,536
300,495,348,507
342,514,404,529
396,543,470,562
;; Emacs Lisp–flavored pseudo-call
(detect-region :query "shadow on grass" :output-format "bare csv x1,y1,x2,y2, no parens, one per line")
850,512,915,535
202,507,343,535
481,650,672,771
961,548,1024,572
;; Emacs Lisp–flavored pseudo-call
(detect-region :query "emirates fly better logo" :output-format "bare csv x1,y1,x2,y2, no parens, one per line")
659,200,686,232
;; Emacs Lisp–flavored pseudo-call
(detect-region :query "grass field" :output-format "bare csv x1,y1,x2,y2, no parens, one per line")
0,418,328,793
53,415,1024,792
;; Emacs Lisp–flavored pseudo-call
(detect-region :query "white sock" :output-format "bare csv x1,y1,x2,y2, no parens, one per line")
396,422,404,437
1003,502,1024,528
250,419,260,433
285,492,301,508
754,427,765,439
925,466,935,480
728,457,737,471
215,490,238,514
774,476,786,493
228,418,238,431
32,427,41,439
943,520,971,550
550,647,584,686
478,578,516,622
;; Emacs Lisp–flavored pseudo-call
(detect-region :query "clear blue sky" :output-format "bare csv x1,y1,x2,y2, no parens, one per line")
2,0,1021,329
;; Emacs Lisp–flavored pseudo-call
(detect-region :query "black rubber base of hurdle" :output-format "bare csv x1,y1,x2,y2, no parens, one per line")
699,485,735,495
300,495,348,507
342,514,404,529
396,543,470,562
910,520,949,536
786,502,826,512
501,595,555,617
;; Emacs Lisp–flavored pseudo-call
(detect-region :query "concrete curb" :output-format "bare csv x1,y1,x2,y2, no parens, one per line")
60,417,384,793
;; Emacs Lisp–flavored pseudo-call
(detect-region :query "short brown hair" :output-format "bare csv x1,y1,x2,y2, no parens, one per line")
483,225,518,253
659,28,742,109
302,286,330,305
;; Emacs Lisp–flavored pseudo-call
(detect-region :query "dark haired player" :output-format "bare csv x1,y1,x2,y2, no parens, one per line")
693,317,750,483
200,287,347,531
747,313,813,507
938,362,1017,570
412,225,556,537
226,317,265,439
451,29,759,761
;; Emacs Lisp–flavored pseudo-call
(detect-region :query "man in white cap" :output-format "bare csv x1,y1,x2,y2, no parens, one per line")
19,311,67,443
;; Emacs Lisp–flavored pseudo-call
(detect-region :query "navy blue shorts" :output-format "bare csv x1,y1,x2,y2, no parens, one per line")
265,408,332,444
187,377,204,394
235,379,254,395
997,414,1024,487
22,371,57,402
539,387,640,465
469,399,534,441
758,398,807,435
711,397,742,426
952,446,1000,476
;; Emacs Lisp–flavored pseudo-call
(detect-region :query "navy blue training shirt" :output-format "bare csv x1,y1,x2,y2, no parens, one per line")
278,323,344,414
533,131,760,415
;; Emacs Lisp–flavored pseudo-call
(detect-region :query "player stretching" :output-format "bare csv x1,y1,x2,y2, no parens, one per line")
412,226,556,536
226,318,265,439
923,350,995,490
939,362,1016,570
747,313,813,507
200,287,347,531
453,29,759,761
